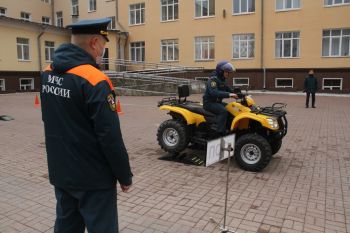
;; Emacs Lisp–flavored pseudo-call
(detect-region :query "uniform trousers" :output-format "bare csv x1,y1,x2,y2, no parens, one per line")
203,102,228,134
54,186,118,233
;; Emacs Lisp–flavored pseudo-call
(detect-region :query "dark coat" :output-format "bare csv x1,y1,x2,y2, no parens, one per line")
203,73,233,104
40,43,132,190
304,75,318,93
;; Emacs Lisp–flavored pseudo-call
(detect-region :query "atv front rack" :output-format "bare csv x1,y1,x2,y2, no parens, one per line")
158,97,199,107
253,103,287,117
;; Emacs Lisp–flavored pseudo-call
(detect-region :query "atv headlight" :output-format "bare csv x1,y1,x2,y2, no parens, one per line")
267,118,279,129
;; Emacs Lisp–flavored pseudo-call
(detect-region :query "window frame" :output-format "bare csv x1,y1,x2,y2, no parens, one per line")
45,41,55,62
88,0,97,12
322,28,350,57
0,7,7,16
17,37,30,61
194,36,215,61
232,33,255,59
275,0,301,11
42,16,51,25
233,77,250,87
19,78,34,91
0,79,5,91
195,0,215,18
20,12,31,22
72,0,79,16
129,3,145,25
233,0,255,15
275,78,293,88
107,16,116,30
130,41,145,62
56,11,63,27
161,0,179,22
275,31,300,58
322,78,343,90
324,0,350,7
161,39,179,62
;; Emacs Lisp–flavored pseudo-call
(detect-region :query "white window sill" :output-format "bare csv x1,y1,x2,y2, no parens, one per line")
324,3,350,8
232,57,255,60
232,12,255,16
88,10,96,13
161,60,179,63
194,15,215,20
275,57,300,59
18,59,31,62
195,59,215,62
275,8,301,12
129,23,145,27
322,55,350,58
161,19,179,23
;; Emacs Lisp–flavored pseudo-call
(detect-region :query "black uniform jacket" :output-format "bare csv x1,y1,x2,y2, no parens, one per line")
41,43,132,190
203,75,233,104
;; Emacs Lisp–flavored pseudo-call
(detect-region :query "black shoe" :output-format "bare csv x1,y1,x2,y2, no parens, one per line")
312,106,316,108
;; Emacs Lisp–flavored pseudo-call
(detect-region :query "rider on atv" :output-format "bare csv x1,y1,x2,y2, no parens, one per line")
203,61,240,135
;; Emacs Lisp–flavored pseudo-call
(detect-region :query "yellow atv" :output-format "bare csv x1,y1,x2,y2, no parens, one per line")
157,85,288,172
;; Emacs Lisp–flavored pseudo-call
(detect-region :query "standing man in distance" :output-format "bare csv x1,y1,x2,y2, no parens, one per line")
304,69,318,108
40,18,133,233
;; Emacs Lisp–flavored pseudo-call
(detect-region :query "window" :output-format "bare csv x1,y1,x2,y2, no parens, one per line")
42,16,51,25
0,7,7,16
45,41,55,62
161,39,179,61
130,41,145,62
20,12,31,21
56,11,63,27
275,31,300,58
195,0,215,17
72,0,79,16
233,78,249,87
129,3,145,25
0,79,5,91
323,78,342,90
107,16,116,30
324,0,350,6
20,78,34,91
276,0,300,10
233,0,255,14
89,0,96,11
195,77,209,82
233,34,255,59
275,78,293,88
322,29,350,57
161,0,179,21
17,38,30,61
195,36,214,60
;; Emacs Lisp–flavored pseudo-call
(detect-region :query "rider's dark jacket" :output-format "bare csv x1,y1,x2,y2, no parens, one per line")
203,73,234,104
40,43,132,190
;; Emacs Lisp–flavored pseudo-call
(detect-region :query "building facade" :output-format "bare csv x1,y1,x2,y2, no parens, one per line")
0,0,349,93
117,0,350,92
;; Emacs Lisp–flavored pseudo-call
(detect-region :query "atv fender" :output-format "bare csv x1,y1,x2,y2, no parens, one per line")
230,113,274,130
159,105,205,126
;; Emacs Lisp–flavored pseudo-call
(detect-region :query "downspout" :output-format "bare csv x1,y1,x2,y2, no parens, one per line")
51,0,55,26
261,0,266,89
37,27,46,71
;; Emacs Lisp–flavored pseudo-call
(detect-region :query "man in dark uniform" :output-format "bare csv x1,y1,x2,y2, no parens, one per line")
40,18,133,233
304,69,318,108
203,61,239,135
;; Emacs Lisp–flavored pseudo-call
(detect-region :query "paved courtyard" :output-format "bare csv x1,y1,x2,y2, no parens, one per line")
0,92,350,233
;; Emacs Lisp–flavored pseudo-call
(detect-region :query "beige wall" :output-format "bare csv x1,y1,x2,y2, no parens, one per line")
0,21,70,72
264,0,350,69
118,0,350,70
1,0,52,23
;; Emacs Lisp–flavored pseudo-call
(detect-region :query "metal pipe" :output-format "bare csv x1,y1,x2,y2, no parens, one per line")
37,28,45,71
261,0,266,89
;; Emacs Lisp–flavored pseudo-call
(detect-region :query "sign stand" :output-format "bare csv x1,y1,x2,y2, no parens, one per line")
209,139,237,233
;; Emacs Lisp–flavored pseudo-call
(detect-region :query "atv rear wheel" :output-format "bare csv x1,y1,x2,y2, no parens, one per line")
157,119,189,154
270,139,282,155
234,133,272,172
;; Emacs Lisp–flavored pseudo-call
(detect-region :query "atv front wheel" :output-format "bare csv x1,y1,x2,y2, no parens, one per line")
234,134,272,172
157,119,189,154
270,139,282,155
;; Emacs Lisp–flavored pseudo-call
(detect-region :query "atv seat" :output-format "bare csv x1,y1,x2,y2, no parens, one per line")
178,102,216,117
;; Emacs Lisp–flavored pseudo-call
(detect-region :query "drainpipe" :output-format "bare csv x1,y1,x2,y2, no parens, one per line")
261,0,266,89
37,27,46,72
51,0,55,25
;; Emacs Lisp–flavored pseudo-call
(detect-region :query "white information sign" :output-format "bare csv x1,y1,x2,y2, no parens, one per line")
205,134,235,167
